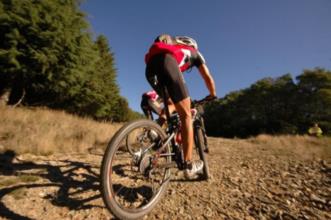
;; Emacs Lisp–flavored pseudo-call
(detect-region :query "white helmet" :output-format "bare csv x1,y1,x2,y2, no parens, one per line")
154,34,174,44
175,36,198,49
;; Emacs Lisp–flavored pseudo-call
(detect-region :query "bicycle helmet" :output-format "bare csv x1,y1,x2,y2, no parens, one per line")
175,36,198,49
154,34,174,44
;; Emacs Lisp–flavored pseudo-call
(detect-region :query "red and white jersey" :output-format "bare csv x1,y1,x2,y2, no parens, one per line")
145,42,205,72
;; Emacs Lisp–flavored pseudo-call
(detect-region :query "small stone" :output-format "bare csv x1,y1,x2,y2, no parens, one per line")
241,162,249,168
310,194,326,204
203,206,213,217
156,213,164,219
266,192,273,199
39,191,46,198
300,214,310,220
259,213,267,220
243,192,251,198
305,187,311,192
321,160,328,167
67,210,75,217
281,171,290,178
290,183,299,188
76,168,85,174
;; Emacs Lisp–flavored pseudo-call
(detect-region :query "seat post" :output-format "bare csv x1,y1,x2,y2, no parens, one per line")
160,85,171,123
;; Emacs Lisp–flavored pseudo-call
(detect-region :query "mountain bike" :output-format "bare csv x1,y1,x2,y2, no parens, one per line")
100,97,212,220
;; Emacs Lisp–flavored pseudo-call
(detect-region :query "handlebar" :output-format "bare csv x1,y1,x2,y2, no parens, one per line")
191,95,217,106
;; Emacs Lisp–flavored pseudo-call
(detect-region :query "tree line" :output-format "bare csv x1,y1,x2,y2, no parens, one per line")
0,0,141,121
204,68,331,137
2,1,329,135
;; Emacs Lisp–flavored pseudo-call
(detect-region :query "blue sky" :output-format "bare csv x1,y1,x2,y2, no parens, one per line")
80,0,331,112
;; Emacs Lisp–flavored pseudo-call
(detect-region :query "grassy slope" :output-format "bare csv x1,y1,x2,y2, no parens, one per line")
0,106,122,155
247,134,331,160
1,106,330,156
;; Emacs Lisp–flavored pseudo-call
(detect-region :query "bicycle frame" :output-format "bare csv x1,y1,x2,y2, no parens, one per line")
144,86,185,169
144,83,210,171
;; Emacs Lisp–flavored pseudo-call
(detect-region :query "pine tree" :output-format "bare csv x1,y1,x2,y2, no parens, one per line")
0,0,98,106
0,0,136,122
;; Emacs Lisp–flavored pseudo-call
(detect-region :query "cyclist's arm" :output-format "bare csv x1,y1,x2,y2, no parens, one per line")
198,64,216,97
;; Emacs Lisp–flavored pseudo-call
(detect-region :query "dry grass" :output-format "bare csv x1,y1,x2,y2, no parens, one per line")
1,105,330,159
9,187,27,200
0,105,122,155
0,178,17,188
247,134,331,159
18,175,40,183
0,175,40,188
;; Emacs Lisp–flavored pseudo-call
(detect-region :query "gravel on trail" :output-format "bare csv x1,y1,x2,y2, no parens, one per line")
0,137,330,220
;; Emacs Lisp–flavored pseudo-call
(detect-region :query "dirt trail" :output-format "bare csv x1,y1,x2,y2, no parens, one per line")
0,137,330,220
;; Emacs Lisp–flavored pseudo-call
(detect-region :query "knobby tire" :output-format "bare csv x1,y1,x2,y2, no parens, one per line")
195,127,210,180
101,119,171,220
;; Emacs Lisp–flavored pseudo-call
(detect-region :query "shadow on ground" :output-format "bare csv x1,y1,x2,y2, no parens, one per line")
0,150,101,220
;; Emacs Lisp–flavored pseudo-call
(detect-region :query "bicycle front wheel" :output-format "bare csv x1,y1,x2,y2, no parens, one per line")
101,119,172,220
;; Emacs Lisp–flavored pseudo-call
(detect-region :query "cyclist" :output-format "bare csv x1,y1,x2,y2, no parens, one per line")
308,123,323,137
140,90,164,120
145,34,217,178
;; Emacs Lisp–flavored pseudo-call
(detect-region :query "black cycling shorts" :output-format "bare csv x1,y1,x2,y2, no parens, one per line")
145,53,189,103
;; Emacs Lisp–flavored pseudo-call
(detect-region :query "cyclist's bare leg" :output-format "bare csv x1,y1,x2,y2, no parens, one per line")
174,97,193,162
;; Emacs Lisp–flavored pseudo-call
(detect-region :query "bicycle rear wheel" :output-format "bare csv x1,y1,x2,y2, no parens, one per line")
194,127,210,180
200,117,209,153
101,119,172,220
